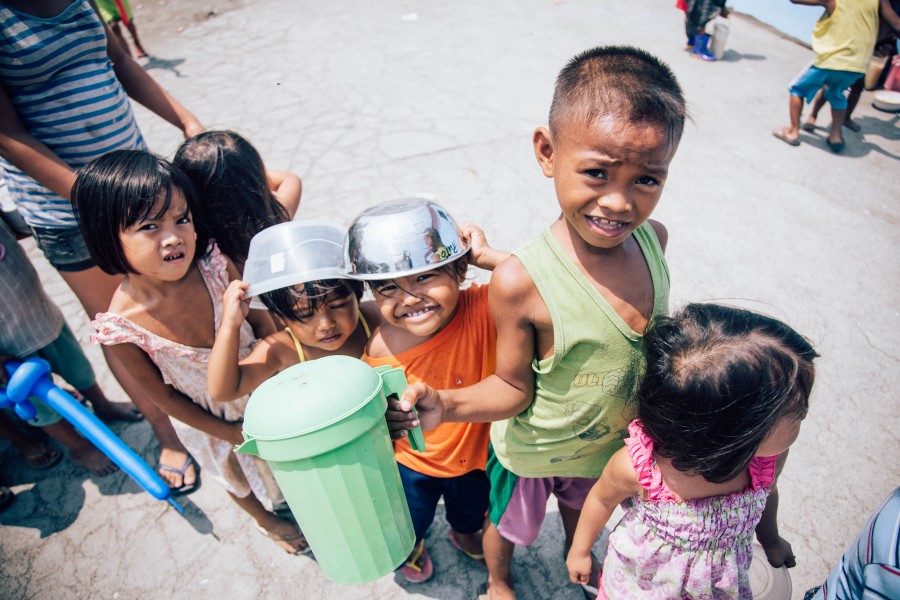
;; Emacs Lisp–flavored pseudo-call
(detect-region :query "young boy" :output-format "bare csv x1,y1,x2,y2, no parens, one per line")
396,46,681,599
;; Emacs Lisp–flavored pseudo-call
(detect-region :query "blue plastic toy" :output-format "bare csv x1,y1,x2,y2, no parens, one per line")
0,358,183,512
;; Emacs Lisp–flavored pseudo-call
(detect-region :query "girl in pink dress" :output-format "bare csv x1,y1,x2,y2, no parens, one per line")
71,150,308,554
567,303,818,599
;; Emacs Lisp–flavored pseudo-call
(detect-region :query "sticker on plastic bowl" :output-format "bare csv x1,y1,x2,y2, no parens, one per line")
270,252,286,273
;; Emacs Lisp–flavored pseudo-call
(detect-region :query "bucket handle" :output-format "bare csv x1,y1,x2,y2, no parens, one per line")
376,366,426,453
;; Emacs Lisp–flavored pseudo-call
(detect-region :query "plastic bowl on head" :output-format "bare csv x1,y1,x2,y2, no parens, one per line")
340,197,469,280
243,220,347,297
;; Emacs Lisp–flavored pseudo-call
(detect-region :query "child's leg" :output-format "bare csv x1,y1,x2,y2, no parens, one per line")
77,383,142,423
124,21,148,57
397,464,441,581
229,491,308,554
803,88,827,129
444,469,490,559
755,452,796,568
41,420,117,476
483,522,517,600
108,20,132,58
0,411,60,468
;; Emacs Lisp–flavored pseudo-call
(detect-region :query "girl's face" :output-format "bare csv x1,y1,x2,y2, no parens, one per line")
372,269,461,339
755,414,804,458
289,290,360,352
120,189,196,279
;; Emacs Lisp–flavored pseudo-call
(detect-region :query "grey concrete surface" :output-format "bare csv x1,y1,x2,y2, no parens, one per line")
1,1,898,598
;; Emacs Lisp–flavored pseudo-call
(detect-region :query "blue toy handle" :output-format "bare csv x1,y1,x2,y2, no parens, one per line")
3,359,183,512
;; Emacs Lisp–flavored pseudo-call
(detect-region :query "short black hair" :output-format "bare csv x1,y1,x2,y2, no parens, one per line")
174,130,289,267
549,45,686,148
260,278,363,323
71,150,209,275
367,257,469,297
637,303,818,483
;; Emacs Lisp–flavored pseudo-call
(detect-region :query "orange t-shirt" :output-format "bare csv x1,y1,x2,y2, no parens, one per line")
364,284,495,478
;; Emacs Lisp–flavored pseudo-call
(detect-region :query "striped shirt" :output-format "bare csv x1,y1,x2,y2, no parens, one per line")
0,0,145,228
807,487,900,600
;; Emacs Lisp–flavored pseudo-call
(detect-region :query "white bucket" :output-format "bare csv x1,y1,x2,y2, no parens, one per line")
710,18,729,60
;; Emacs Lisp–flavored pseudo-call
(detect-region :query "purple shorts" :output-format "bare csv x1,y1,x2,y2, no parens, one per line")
486,447,596,546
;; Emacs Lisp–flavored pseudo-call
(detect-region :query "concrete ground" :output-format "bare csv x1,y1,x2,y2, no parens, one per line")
1,0,898,598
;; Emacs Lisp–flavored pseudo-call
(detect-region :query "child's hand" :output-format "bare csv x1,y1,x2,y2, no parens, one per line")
566,548,593,585
221,280,251,329
398,382,445,432
385,396,420,440
227,421,245,447
462,222,509,271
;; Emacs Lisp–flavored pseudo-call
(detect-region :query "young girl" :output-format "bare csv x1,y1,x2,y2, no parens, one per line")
207,221,382,402
347,198,508,583
566,303,818,599
71,150,307,554
173,130,301,270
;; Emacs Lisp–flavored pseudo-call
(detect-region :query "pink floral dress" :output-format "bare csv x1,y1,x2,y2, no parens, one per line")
600,420,777,600
92,245,273,504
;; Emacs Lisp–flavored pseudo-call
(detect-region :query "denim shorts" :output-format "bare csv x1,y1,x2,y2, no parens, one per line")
30,225,96,272
789,64,862,110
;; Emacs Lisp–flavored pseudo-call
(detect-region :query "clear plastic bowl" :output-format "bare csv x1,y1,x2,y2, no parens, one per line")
243,220,347,297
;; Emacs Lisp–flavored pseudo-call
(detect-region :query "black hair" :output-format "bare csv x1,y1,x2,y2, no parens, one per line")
173,130,289,267
368,257,469,297
637,303,818,483
260,278,363,323
71,150,209,275
549,45,686,149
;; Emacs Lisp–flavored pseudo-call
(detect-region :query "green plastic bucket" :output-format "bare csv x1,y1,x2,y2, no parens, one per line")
236,355,425,584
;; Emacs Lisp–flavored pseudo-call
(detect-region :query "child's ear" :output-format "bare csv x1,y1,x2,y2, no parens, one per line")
533,127,555,178
456,257,468,283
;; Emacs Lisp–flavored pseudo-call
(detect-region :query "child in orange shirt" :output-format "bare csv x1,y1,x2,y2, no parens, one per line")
345,198,507,583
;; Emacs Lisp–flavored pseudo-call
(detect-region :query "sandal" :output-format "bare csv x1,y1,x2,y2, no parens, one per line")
400,539,434,583
19,443,63,470
449,530,485,562
157,455,200,496
255,521,311,555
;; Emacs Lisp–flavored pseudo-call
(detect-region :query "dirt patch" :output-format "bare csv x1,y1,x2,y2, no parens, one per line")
116,0,255,50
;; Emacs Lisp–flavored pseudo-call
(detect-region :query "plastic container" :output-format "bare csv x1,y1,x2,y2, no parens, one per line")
709,17,729,60
872,90,900,113
749,543,792,599
242,220,346,298
237,355,426,584
341,197,469,280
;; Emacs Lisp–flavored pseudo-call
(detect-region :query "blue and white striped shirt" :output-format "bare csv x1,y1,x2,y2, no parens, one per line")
0,0,145,228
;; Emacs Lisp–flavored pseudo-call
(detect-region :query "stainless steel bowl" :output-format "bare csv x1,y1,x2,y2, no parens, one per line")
341,197,469,280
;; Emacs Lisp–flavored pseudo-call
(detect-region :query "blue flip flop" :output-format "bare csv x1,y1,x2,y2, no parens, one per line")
157,455,200,496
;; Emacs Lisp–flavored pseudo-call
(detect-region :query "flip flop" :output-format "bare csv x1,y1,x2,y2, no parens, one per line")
19,444,63,470
473,582,489,600
255,522,311,555
449,530,485,561
772,128,800,146
0,486,15,512
400,539,434,583
157,455,200,496
800,122,816,132
826,139,845,153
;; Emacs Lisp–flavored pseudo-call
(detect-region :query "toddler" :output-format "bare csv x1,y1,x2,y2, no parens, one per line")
567,303,817,599
72,150,306,554
347,198,507,583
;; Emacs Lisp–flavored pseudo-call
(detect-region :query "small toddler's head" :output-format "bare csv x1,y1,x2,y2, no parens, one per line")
72,150,209,275
262,278,364,351
637,303,818,483
174,130,288,264
536,46,686,250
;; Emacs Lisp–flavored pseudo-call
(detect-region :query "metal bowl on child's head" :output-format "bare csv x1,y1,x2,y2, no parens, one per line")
340,197,469,280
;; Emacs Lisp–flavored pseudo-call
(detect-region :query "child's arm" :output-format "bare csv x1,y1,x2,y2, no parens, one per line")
461,222,510,271
208,280,287,402
266,169,302,219
395,257,539,432
566,448,640,585
224,258,276,339
755,451,796,568
103,18,203,137
108,342,243,445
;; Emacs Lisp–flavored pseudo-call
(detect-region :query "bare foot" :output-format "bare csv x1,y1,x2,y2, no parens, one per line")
157,448,198,493
759,534,796,568
18,440,63,470
69,446,118,477
256,515,310,554
485,579,517,600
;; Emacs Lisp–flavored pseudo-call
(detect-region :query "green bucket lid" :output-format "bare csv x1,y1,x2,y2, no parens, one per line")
242,355,382,440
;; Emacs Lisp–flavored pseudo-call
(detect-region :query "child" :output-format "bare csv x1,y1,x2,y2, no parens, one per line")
95,0,148,59
567,303,817,598
71,150,306,554
396,46,684,599
207,221,380,402
174,131,302,271
347,198,507,583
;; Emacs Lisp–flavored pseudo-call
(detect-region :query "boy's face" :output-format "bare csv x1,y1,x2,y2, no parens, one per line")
533,115,675,250
372,268,462,338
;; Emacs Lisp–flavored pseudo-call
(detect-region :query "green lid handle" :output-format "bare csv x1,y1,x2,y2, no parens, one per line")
378,367,426,454
235,436,259,456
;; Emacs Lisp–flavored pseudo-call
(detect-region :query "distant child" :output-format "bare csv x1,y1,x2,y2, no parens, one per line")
174,130,302,271
347,198,507,583
72,150,306,554
566,303,817,599
208,221,381,402
95,0,148,59
396,46,683,599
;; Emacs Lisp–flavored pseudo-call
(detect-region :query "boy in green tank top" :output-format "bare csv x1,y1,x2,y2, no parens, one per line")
394,46,793,599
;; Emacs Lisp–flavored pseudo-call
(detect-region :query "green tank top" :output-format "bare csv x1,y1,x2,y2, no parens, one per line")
490,223,669,478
